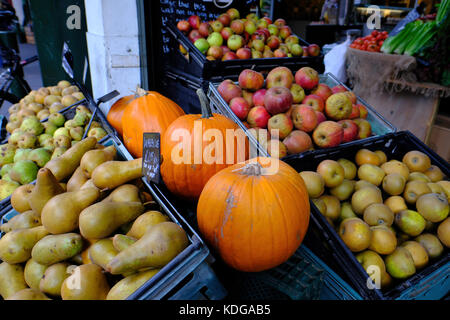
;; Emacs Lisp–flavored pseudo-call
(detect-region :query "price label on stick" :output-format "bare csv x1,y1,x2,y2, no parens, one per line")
142,133,161,184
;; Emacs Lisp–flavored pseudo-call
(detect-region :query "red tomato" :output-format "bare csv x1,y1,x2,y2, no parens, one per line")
371,30,379,37
350,43,357,48
355,38,364,45
361,44,368,51
367,44,379,52
378,40,384,46
382,31,388,36
376,34,384,41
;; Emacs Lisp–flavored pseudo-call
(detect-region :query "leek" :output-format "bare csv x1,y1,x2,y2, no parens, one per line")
404,21,437,56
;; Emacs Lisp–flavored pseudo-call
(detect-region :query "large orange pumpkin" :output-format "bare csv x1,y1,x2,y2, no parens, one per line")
107,95,134,136
161,89,248,200
197,157,310,272
122,89,185,158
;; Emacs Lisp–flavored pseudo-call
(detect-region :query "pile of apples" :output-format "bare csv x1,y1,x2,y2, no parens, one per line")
176,8,320,61
300,148,449,288
217,66,372,158
349,30,388,52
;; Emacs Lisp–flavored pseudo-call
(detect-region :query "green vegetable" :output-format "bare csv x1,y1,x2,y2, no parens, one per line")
393,22,424,55
436,0,450,24
404,21,437,56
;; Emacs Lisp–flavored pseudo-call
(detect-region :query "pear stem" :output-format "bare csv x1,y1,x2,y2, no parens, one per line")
196,88,213,118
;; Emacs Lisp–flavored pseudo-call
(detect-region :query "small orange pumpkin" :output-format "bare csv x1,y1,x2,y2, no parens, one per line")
122,88,185,158
161,89,248,200
107,95,134,136
197,157,310,272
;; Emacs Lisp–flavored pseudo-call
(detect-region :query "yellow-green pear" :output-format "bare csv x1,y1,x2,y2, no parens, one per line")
107,222,189,275
61,264,110,300
6,288,51,300
0,226,49,264
31,233,84,265
44,136,97,181
0,210,41,233
0,262,28,299
101,184,143,203
80,145,117,178
112,234,137,252
39,262,71,297
88,238,119,270
66,166,89,192
28,168,64,216
106,269,160,300
79,201,144,239
24,258,48,290
126,211,170,239
385,247,416,279
41,187,100,234
92,158,142,190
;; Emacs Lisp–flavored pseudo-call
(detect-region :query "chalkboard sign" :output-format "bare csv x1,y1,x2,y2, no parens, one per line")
158,0,259,54
142,133,161,184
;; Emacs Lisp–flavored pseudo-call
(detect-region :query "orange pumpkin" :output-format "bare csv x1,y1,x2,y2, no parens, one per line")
122,88,185,158
197,157,310,272
161,89,248,200
107,95,134,136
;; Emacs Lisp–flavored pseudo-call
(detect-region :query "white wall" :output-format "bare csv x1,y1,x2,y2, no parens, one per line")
84,0,141,116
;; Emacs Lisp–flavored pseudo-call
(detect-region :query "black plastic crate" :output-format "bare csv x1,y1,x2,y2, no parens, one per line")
284,131,450,300
164,20,324,83
160,68,206,115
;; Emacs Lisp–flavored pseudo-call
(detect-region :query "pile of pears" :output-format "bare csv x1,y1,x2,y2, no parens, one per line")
300,148,449,289
0,81,108,201
0,137,189,300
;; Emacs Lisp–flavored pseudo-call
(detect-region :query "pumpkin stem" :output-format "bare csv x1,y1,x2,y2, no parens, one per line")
133,85,147,98
233,163,263,176
196,88,213,118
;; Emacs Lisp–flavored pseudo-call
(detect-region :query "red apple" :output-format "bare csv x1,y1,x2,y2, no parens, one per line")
188,15,201,29
338,119,359,143
242,90,254,108
315,111,326,124
266,66,294,89
325,93,352,120
349,104,360,119
266,35,281,50
307,44,321,57
283,130,313,154
251,30,266,42
295,67,319,90
302,46,309,56
268,113,293,139
199,22,213,37
238,69,264,91
236,47,251,59
274,48,288,57
267,140,288,158
291,105,318,132
259,28,270,39
311,84,332,102
227,34,244,51
207,45,223,60
253,89,267,106
221,27,234,41
230,19,244,34
222,52,238,60
221,45,231,55
264,86,294,114
218,13,231,27
247,106,271,128
286,105,295,119
331,85,348,94
274,18,286,27
279,26,292,40
262,17,272,25
263,48,274,58
218,79,242,103
303,94,325,112
289,44,303,56
177,20,191,33
312,121,344,148
226,8,240,21
229,97,250,120
290,84,305,103
358,104,368,119
353,118,372,139
188,29,201,42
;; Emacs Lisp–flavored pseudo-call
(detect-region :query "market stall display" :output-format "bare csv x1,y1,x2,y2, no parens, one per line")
210,66,395,158
0,81,113,205
0,136,225,300
285,131,450,300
